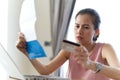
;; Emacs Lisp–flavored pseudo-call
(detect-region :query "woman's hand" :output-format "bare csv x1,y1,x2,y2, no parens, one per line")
73,46,90,68
16,32,27,56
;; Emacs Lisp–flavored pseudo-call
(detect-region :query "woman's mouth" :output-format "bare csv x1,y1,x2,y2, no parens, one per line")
76,36,83,41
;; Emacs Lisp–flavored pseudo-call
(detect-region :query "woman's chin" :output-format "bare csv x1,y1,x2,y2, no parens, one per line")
76,40,81,44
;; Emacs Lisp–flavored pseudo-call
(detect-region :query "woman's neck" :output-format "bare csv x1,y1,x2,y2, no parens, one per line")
84,42,96,53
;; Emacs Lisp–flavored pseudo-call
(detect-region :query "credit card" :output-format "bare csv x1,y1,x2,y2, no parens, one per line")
62,40,80,53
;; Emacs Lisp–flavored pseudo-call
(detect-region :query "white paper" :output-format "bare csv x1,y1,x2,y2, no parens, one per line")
20,0,36,41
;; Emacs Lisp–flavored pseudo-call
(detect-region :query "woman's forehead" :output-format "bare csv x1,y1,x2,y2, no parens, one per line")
75,14,93,24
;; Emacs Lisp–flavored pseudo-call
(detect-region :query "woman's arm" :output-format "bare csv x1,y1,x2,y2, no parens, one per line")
87,61,120,80
16,33,69,75
29,50,69,75
102,43,120,67
73,45,120,80
100,43,120,79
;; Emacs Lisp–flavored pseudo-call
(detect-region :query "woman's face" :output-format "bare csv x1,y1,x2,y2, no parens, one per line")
74,14,96,45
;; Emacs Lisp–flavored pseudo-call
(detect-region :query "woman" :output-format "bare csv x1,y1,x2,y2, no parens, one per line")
16,8,120,80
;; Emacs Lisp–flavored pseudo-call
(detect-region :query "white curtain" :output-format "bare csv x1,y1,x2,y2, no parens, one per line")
50,0,76,76
50,0,76,57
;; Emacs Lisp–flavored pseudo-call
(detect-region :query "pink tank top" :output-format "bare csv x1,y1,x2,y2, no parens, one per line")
66,43,110,80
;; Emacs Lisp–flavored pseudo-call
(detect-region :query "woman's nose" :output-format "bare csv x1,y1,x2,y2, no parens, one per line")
77,26,82,33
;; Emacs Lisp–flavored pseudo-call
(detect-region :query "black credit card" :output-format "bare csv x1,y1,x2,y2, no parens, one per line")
62,40,80,53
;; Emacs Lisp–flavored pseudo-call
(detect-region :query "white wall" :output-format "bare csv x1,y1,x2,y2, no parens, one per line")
0,0,8,48
3,0,53,77
8,0,38,75
34,0,53,65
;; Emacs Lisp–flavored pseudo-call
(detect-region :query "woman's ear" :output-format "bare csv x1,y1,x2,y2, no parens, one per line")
93,29,100,41
95,29,99,37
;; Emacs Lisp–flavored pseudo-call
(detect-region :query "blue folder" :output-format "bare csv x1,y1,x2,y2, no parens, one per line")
26,40,46,60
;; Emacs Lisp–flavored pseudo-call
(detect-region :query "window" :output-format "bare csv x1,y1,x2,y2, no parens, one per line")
61,0,120,77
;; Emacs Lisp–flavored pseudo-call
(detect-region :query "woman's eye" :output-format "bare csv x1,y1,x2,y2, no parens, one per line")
83,25,89,29
75,25,79,28
84,26,89,29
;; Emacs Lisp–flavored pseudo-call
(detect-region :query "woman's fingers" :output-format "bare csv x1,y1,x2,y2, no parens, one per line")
16,32,27,53
74,46,89,65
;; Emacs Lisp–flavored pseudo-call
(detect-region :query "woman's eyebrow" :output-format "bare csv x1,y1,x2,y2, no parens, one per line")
75,23,79,25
